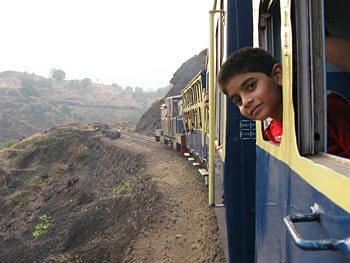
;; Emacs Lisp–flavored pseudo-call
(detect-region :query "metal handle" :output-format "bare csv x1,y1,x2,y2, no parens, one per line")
284,207,350,259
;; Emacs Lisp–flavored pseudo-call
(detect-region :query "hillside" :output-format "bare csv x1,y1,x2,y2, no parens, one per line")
0,48,206,146
0,122,225,262
0,71,165,145
0,72,151,146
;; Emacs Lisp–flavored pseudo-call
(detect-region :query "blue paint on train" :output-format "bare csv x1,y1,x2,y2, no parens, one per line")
256,147,350,262
224,105,256,263
185,130,206,160
223,1,256,262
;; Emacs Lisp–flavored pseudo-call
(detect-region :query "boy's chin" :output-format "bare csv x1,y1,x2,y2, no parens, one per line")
245,115,264,121
242,115,259,121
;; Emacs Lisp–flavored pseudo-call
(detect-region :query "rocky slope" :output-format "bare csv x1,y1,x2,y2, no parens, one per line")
0,122,225,262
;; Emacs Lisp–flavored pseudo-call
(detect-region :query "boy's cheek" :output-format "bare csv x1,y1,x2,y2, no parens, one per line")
240,108,249,118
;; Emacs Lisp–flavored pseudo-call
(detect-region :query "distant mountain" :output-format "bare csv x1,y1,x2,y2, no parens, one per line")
136,48,207,135
0,71,147,145
0,49,207,146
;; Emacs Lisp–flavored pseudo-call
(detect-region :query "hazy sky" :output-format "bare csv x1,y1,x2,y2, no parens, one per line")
0,0,210,90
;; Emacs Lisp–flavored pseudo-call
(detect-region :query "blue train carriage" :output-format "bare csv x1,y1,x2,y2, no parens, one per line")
210,0,350,262
181,69,209,162
156,95,186,152
253,0,350,262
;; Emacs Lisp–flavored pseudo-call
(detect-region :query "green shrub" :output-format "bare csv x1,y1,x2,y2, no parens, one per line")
75,145,90,160
2,139,17,149
10,192,29,207
33,214,52,237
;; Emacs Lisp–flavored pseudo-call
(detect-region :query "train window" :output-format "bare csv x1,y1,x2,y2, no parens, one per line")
293,0,350,159
214,6,226,148
258,0,282,143
216,89,225,146
216,50,225,147
173,99,180,117
291,0,325,155
258,0,281,60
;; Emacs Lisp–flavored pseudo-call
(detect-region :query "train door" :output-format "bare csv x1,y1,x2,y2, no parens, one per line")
220,0,256,262
255,0,350,262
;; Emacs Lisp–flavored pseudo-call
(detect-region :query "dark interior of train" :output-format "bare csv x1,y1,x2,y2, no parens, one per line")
325,0,350,100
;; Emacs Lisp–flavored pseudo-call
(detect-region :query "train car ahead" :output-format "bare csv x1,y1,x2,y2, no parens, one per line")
181,69,209,163
155,95,187,152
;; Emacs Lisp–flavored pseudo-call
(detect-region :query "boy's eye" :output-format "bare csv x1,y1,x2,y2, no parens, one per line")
247,82,255,90
232,96,242,106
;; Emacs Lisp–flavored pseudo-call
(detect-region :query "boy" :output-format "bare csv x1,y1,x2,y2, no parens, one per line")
217,47,350,158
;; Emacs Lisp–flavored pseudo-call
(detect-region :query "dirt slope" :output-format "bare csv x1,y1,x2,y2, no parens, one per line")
0,122,225,262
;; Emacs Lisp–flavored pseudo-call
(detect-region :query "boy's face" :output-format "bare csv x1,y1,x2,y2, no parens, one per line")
224,64,283,121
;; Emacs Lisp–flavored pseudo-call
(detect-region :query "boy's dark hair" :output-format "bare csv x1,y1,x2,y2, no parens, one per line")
217,47,279,95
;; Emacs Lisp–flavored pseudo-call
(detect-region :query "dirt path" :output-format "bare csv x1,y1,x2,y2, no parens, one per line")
113,133,226,262
0,124,225,262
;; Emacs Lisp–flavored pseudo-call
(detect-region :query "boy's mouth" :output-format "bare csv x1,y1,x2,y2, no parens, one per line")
250,103,262,118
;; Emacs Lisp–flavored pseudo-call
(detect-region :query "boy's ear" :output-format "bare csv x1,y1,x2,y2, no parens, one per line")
271,63,282,86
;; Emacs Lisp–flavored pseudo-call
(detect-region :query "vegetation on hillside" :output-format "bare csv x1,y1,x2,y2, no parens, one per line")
0,71,170,146
0,48,205,145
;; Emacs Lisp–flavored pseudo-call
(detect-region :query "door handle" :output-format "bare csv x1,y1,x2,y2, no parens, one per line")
283,204,350,259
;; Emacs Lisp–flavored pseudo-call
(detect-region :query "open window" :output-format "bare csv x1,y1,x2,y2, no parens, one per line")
291,0,325,155
292,0,350,158
258,0,282,143
214,3,226,150
258,0,281,60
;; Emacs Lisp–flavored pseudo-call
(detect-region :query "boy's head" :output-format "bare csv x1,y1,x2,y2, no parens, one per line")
217,47,283,122
218,47,279,95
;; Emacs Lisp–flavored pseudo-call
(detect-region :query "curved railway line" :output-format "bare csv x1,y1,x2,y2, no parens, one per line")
121,131,158,143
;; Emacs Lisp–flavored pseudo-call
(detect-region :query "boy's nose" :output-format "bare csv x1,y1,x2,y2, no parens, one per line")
242,95,253,108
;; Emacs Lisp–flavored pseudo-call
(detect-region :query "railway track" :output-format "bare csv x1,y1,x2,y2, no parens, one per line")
120,131,158,144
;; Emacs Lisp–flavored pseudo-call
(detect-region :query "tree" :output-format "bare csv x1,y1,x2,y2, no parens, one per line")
80,78,92,88
111,83,123,93
50,69,66,81
133,87,144,100
124,86,133,97
20,78,38,97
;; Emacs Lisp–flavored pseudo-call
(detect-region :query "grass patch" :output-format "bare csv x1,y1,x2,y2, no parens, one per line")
32,214,52,237
10,191,29,207
75,145,90,160
113,181,131,194
1,139,17,149
50,161,68,176
27,174,43,188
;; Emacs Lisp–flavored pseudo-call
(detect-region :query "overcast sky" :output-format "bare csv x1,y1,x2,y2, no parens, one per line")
0,0,210,90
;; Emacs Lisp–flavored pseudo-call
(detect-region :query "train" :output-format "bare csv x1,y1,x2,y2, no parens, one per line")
156,0,350,262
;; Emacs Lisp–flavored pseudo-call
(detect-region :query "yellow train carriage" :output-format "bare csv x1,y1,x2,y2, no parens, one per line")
181,69,209,162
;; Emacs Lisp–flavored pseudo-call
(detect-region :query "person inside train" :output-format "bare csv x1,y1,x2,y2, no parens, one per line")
325,24,350,72
326,36,350,72
204,92,210,110
217,39,350,158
